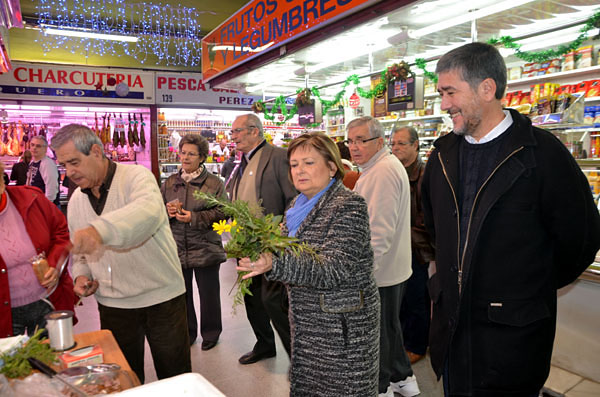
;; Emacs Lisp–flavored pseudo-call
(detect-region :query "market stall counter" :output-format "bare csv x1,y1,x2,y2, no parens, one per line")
66,329,141,388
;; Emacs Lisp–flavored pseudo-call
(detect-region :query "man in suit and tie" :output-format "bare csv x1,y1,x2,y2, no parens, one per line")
226,113,296,364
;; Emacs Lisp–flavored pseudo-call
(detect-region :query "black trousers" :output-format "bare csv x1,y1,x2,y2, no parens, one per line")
98,293,191,384
400,254,431,355
11,299,52,336
182,264,222,344
243,273,291,356
379,282,413,393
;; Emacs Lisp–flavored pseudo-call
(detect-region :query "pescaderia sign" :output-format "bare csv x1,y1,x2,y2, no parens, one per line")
0,63,154,104
201,0,377,83
155,72,261,108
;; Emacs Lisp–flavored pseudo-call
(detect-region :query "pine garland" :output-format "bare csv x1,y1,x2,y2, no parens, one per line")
488,9,600,63
415,58,437,83
249,9,600,122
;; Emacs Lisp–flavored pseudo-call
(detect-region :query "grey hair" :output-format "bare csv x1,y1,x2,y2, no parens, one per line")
30,135,48,147
50,124,104,156
392,126,419,150
179,134,209,161
435,42,507,100
346,116,384,138
240,113,264,137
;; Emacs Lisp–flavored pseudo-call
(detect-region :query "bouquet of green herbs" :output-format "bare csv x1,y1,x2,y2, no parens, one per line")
194,190,318,310
0,329,55,378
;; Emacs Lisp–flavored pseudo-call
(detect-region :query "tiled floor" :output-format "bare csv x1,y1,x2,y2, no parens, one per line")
544,365,600,397
73,257,444,396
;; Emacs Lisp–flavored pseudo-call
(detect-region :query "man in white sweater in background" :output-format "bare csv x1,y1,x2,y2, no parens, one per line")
348,116,418,397
51,124,190,384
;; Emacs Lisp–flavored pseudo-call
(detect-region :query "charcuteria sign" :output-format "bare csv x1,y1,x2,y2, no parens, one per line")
201,0,377,83
0,63,154,104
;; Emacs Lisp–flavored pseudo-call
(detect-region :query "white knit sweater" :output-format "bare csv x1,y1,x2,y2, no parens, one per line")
354,147,412,287
67,163,185,309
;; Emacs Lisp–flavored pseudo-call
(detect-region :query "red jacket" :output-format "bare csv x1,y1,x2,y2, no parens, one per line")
0,186,76,337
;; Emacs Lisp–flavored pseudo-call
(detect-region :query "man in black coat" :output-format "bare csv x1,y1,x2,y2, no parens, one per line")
226,113,296,365
421,42,600,396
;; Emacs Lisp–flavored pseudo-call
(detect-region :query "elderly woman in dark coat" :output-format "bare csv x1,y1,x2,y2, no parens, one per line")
238,132,380,396
160,134,227,350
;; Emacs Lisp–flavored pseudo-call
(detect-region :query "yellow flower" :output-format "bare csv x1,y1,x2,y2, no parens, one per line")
230,219,242,231
213,219,229,235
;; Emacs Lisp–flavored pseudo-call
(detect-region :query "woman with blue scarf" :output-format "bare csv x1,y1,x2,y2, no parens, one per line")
238,132,380,396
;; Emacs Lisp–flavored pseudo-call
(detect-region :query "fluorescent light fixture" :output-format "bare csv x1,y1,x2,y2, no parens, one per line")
212,42,274,53
498,26,600,56
7,110,52,115
498,8,598,38
409,0,537,38
43,27,138,43
20,105,51,110
518,27,600,53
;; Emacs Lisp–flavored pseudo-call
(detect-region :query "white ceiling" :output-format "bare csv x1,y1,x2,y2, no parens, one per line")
217,0,600,96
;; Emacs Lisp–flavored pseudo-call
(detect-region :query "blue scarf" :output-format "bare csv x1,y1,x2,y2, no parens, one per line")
286,179,335,237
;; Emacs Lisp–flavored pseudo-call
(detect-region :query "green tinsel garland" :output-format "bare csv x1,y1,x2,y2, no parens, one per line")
488,9,600,63
414,58,437,83
252,9,600,123
254,96,298,125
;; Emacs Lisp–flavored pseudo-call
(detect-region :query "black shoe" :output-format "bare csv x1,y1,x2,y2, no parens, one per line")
201,340,218,351
238,350,276,365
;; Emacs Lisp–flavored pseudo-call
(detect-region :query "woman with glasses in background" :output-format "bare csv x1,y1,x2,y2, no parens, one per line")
160,134,227,350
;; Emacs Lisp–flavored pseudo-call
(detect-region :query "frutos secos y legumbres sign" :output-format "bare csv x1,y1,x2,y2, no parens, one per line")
201,0,377,83
0,63,154,104
155,72,261,108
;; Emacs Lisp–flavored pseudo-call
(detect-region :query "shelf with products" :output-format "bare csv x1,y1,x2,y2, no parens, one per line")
379,114,449,123
506,65,600,89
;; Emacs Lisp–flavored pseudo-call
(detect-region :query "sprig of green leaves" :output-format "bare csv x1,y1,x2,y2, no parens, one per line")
194,191,318,311
0,329,55,378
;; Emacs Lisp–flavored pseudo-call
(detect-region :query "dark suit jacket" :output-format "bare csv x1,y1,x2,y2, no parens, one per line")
226,142,296,216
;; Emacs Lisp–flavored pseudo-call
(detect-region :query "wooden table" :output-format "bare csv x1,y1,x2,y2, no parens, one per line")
60,330,141,389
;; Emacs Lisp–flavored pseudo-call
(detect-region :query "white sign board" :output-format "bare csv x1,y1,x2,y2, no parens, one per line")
0,62,154,104
155,72,260,108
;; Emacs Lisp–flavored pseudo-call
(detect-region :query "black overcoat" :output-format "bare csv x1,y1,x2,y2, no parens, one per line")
421,109,600,396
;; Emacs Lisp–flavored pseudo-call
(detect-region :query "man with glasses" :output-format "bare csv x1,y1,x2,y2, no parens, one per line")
347,117,418,397
51,124,190,383
27,136,60,207
391,127,435,367
226,113,296,365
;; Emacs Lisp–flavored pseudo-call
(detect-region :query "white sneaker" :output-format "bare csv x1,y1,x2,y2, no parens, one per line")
378,385,394,397
391,375,420,396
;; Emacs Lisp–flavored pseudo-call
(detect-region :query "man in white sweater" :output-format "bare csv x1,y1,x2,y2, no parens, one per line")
51,124,190,384
348,116,418,397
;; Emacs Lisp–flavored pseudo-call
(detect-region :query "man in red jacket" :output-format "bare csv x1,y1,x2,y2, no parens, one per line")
0,161,75,337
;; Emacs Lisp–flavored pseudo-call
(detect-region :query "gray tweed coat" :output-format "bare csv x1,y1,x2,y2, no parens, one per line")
268,180,380,397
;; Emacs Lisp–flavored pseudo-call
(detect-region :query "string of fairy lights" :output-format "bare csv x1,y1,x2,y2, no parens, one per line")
35,0,203,66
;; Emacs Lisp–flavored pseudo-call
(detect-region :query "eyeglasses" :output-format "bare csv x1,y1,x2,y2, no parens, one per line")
390,140,414,146
344,137,379,147
180,151,199,157
30,143,46,148
230,126,256,135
